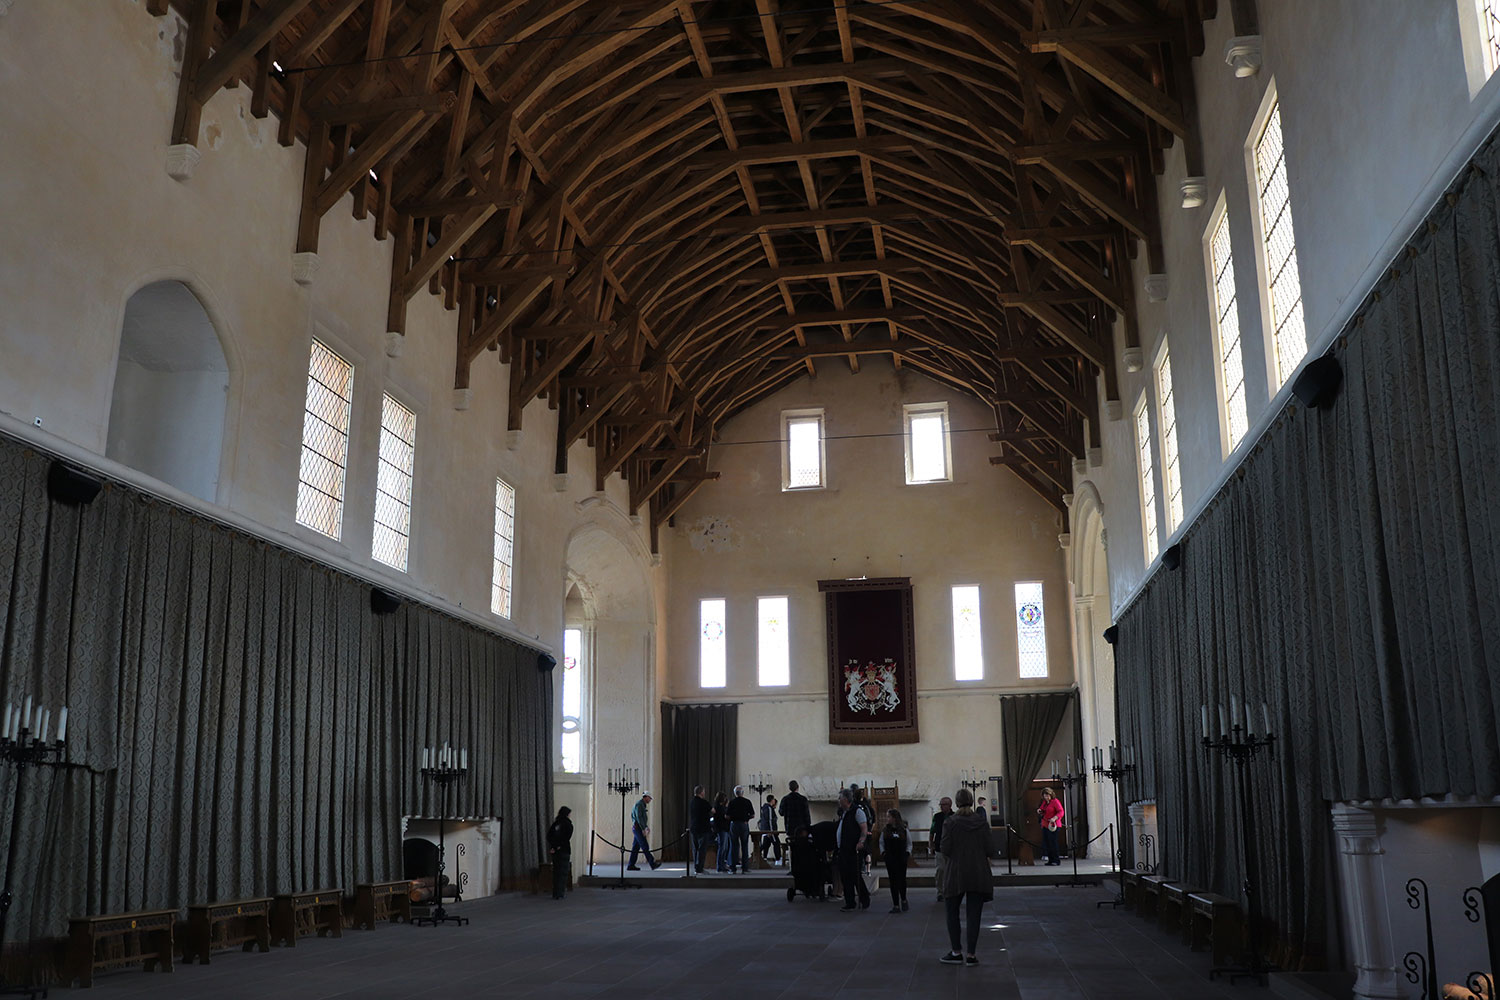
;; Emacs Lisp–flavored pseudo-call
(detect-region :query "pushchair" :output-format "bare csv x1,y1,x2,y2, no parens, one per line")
786,822,836,901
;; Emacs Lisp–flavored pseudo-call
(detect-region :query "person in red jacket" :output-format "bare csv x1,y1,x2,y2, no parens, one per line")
1037,787,1065,866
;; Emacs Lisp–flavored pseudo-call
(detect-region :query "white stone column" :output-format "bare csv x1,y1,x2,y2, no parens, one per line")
1331,803,1403,1000
1074,597,1107,842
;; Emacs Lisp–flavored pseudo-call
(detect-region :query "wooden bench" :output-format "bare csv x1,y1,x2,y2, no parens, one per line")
1138,874,1178,921
271,889,344,947
1159,882,1194,938
353,881,412,929
1188,891,1244,965
67,908,177,987
182,897,272,964
1119,870,1142,909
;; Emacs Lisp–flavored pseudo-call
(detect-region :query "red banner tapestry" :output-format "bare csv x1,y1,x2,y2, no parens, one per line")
820,577,918,745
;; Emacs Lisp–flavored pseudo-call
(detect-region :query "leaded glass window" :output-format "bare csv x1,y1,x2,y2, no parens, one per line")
1135,396,1159,562
1015,581,1047,678
952,585,983,681
295,339,353,538
561,627,582,773
757,596,789,687
700,599,726,688
1157,349,1184,532
491,478,515,618
1210,212,1249,449
1253,101,1306,386
783,410,824,489
372,394,415,571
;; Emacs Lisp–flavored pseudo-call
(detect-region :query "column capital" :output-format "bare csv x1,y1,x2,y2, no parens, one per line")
1330,802,1384,855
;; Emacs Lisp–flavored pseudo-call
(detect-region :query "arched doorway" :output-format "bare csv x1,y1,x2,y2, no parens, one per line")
558,504,657,864
105,281,229,502
1069,482,1118,857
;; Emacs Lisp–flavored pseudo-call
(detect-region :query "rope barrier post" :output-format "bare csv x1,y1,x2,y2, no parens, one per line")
682,828,693,880
588,830,596,878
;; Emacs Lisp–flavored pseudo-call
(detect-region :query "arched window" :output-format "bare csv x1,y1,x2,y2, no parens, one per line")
106,281,229,502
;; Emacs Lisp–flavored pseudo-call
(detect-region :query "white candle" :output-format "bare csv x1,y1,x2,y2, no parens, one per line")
1262,703,1271,736
1245,702,1255,736
1218,703,1228,736
39,709,49,742
56,707,67,742
2,705,10,741
461,749,467,770
22,697,32,735
1230,695,1239,730
1200,704,1209,738
1066,754,1073,775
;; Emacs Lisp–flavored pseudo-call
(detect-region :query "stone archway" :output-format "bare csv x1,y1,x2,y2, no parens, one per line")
559,501,657,861
105,280,229,502
1068,482,1119,857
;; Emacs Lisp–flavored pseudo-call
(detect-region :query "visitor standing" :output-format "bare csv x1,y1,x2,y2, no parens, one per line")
938,787,993,966
881,809,910,912
713,791,732,872
779,780,811,835
1038,787,1065,866
835,790,870,912
546,806,573,900
930,796,953,900
728,785,756,873
688,785,712,874
759,793,782,865
627,792,662,871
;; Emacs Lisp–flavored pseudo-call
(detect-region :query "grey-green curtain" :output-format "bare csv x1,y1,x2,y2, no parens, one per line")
0,436,552,950
1115,130,1500,969
659,702,737,862
998,692,1071,838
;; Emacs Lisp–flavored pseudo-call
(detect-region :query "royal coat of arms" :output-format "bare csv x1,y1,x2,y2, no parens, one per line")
843,659,901,715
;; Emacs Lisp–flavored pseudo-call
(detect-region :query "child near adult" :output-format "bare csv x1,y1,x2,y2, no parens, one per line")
881,808,910,912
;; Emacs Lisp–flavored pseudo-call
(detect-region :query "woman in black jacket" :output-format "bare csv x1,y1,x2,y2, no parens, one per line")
880,809,910,913
712,791,733,872
546,806,573,899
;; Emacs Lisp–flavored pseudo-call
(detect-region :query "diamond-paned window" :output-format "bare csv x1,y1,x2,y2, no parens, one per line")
1015,581,1047,679
1210,213,1249,449
1253,102,1306,386
1135,396,1159,562
491,478,515,618
561,627,582,773
700,599,726,688
757,596,789,687
783,410,824,489
295,339,353,539
952,585,983,681
372,395,415,571
1157,349,1184,532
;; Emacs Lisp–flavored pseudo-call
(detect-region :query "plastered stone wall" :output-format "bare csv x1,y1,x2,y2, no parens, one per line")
1084,0,1500,614
662,366,1074,818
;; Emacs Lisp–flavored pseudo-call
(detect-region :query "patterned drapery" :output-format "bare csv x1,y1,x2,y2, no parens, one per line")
1115,133,1500,968
0,437,552,946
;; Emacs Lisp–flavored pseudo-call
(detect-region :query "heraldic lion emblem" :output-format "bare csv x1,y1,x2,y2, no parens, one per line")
843,659,901,715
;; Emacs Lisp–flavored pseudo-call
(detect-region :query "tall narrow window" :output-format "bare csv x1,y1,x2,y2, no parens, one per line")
782,409,825,489
952,585,983,681
757,596,789,687
1015,582,1047,679
1209,211,1249,450
1156,348,1184,533
490,478,515,618
1253,100,1306,387
372,394,416,570
1134,395,1159,562
904,403,951,484
295,339,353,538
561,627,583,773
700,599,727,688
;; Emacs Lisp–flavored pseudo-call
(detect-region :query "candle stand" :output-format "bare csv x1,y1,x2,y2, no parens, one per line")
1047,763,1085,885
1092,747,1135,909
0,703,69,999
413,751,469,928
747,773,772,807
605,769,641,890
1203,721,1276,985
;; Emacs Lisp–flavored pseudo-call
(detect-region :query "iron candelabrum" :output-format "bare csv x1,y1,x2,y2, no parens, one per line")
605,767,641,890
1091,742,1136,908
413,743,469,927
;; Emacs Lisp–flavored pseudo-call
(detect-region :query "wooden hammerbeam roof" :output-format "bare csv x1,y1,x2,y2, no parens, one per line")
158,0,1215,546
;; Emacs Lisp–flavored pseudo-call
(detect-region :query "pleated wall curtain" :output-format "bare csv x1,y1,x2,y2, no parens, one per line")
659,702,738,861
998,691,1072,838
1115,131,1500,969
0,436,552,946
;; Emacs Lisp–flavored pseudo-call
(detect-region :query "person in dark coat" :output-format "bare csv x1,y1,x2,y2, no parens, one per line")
712,791,732,872
938,788,994,965
881,808,910,912
546,806,573,900
835,790,870,911
778,780,812,836
759,794,782,865
727,785,757,873
688,785,712,874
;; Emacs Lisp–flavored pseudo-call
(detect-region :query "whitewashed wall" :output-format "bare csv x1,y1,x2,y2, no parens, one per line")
1085,0,1500,614
662,366,1074,820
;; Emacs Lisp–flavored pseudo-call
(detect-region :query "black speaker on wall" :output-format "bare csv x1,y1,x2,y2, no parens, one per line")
47,461,103,506
1102,625,1119,645
1291,355,1343,409
537,652,558,672
1162,542,1183,572
370,588,402,615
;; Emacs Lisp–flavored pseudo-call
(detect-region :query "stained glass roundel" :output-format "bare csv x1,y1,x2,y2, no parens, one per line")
1018,603,1043,627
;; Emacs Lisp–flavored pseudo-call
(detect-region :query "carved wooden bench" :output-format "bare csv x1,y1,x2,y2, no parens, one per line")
182,897,272,964
67,908,177,987
1138,874,1179,921
1119,870,1142,909
353,881,412,929
1159,882,1195,938
271,889,344,947
1188,891,1244,965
